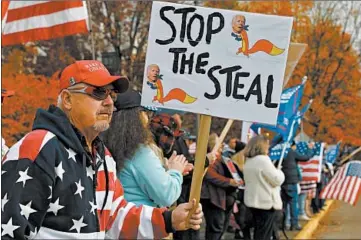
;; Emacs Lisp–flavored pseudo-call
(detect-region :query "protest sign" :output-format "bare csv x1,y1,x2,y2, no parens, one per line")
141,1,293,125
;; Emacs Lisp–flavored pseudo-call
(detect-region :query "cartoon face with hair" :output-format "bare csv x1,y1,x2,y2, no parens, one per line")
147,64,160,83
232,15,246,34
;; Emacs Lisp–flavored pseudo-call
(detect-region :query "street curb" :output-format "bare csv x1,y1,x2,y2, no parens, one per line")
294,200,335,239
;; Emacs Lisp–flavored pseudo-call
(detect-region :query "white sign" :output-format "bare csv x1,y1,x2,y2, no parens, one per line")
141,2,293,124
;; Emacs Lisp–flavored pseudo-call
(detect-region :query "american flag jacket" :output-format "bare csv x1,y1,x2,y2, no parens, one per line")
1,105,173,239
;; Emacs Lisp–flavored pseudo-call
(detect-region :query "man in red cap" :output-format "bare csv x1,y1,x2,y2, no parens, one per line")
1,89,15,158
1,60,202,239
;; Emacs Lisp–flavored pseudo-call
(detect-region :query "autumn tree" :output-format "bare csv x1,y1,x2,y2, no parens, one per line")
2,50,59,145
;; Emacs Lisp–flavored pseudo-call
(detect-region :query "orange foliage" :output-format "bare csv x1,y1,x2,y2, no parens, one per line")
2,52,59,145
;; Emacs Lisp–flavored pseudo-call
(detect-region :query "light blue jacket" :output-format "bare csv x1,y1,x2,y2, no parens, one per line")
118,145,183,207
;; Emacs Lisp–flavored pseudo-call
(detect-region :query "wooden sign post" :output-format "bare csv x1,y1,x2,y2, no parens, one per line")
186,115,212,226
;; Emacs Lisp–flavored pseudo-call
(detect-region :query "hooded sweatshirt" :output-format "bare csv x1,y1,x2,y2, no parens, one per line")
1,105,173,239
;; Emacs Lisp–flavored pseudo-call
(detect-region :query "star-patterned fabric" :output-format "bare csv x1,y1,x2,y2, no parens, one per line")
1,106,171,239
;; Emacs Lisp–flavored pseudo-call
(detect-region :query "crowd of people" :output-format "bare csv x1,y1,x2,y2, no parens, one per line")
1,60,356,240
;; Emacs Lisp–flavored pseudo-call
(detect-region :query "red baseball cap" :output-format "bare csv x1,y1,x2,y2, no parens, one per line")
59,60,129,93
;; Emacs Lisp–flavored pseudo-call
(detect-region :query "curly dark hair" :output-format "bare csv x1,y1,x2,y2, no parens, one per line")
101,107,153,172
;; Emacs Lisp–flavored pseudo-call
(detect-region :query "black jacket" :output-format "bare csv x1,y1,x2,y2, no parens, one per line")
281,148,314,185
1,105,172,239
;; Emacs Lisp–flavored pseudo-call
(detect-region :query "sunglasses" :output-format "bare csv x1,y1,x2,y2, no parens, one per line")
68,85,118,101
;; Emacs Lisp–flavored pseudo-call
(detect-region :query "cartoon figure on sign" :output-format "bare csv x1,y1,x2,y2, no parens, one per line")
146,64,197,105
231,15,285,57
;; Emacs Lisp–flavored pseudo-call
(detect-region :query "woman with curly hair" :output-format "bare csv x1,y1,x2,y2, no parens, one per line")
101,89,188,207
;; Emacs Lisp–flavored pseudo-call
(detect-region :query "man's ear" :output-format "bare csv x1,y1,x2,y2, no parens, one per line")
61,90,73,110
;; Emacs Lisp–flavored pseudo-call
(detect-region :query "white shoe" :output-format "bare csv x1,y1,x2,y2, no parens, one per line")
299,214,310,220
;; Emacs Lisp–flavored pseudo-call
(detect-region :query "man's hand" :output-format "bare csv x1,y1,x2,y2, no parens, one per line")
171,199,203,231
229,179,242,187
183,163,194,176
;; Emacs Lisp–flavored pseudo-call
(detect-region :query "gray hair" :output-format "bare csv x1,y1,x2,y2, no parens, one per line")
147,64,159,74
232,15,245,26
57,83,88,108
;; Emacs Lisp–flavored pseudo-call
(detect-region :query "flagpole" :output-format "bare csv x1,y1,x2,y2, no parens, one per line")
86,1,96,60
277,118,297,169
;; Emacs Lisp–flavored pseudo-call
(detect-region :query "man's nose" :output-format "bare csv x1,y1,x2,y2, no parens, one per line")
102,94,113,106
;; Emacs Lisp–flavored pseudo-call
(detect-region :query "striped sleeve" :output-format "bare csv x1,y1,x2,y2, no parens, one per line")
105,179,168,239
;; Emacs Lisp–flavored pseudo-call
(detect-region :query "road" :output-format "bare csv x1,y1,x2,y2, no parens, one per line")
313,199,361,239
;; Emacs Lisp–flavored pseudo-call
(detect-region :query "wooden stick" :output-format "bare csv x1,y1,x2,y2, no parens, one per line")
340,146,361,165
213,119,234,153
201,119,234,180
186,115,212,227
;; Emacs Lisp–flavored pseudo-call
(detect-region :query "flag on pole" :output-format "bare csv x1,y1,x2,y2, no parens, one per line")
325,141,341,164
1,1,89,46
320,161,361,206
297,142,324,182
268,100,312,161
251,78,306,138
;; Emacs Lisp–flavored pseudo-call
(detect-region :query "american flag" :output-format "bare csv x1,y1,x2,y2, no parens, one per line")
320,161,361,206
297,142,324,182
2,1,89,46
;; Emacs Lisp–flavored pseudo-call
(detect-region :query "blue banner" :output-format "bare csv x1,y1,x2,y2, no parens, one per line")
251,81,305,138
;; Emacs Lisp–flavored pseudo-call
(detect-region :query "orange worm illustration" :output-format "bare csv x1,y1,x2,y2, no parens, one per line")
232,15,284,57
148,76,197,105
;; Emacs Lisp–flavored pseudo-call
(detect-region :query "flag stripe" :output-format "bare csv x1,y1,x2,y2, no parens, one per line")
107,202,135,239
96,191,113,211
350,178,361,205
344,177,356,204
6,1,84,22
119,206,142,239
3,6,87,34
337,176,351,201
320,167,341,198
97,171,115,192
298,160,320,166
1,1,10,20
7,1,51,10
327,167,345,199
353,180,361,206
2,19,88,46
97,209,111,232
332,167,348,199
138,206,154,239
151,207,168,239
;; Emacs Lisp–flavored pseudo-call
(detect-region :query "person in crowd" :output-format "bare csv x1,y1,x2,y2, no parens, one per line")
228,141,253,240
279,140,314,231
160,114,200,240
101,90,189,208
186,135,197,157
1,89,15,158
223,137,238,158
1,60,203,239
243,135,285,240
200,133,243,240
